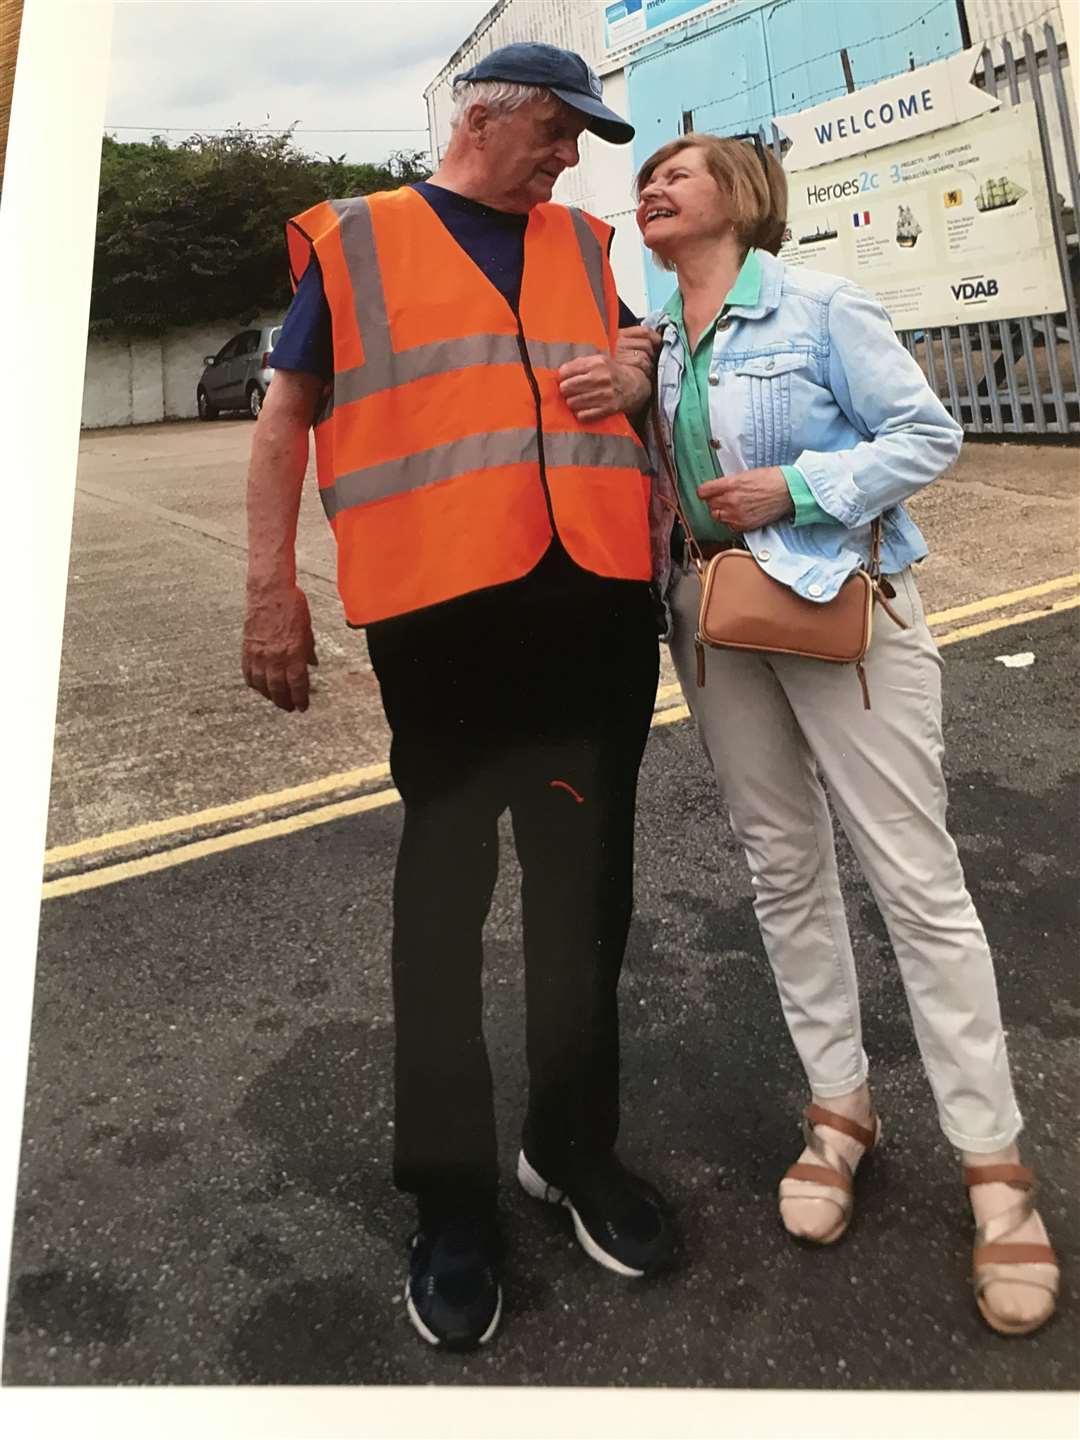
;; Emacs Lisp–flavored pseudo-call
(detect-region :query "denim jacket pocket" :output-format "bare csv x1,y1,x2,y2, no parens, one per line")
732,352,809,469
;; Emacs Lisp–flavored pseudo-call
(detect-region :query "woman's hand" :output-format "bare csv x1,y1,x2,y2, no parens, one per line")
697,467,795,531
614,325,660,376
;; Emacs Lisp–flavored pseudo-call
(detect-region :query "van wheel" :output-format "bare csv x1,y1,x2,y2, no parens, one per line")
197,388,217,421
248,384,265,419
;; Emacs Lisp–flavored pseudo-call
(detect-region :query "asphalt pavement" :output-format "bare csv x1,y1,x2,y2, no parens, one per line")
50,421,1080,848
5,609,1078,1392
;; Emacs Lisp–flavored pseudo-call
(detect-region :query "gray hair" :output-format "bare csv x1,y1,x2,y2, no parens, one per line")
449,78,555,129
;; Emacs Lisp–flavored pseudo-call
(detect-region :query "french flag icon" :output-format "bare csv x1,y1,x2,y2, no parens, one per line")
853,210,871,227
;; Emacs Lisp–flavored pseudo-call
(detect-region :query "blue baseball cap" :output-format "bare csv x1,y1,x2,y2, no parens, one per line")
454,42,634,145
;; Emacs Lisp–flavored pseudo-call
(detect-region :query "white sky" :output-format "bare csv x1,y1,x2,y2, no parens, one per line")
105,0,498,164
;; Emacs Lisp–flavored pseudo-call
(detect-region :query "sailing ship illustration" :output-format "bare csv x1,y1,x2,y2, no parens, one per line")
896,203,922,248
975,176,1026,212
798,220,838,245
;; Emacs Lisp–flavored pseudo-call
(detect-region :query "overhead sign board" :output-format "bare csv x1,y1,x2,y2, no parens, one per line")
603,0,735,52
775,47,1000,172
603,0,646,47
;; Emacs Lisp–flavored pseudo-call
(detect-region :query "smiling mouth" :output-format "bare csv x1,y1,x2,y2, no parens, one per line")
644,208,676,222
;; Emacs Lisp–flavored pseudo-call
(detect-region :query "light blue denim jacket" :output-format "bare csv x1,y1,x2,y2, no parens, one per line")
646,249,963,636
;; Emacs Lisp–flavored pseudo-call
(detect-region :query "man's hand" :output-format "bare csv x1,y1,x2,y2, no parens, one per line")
558,327,660,421
558,335,658,423
697,467,795,531
242,368,323,714
558,353,625,422
242,580,318,713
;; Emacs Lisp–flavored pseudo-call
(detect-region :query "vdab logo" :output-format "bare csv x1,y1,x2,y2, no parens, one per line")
951,274,1000,303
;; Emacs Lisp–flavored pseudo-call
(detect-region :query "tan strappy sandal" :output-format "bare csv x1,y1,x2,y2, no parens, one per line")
966,1163,1059,1336
778,1102,882,1245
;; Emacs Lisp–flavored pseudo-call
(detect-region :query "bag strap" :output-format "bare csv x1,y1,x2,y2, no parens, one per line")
651,398,705,574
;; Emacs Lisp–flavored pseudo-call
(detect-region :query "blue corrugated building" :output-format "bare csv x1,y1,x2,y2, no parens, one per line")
426,2,1067,315
615,0,967,306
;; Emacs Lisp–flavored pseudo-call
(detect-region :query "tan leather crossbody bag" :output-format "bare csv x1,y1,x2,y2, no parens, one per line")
653,406,906,709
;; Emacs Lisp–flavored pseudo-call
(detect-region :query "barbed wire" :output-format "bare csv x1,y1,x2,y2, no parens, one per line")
633,0,1062,124
674,6,1065,139
633,0,955,78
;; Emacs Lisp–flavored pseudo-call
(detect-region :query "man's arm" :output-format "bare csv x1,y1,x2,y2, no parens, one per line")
242,370,324,712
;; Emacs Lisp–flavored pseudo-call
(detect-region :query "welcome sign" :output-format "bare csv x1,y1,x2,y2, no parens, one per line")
776,48,1000,172
778,103,1065,330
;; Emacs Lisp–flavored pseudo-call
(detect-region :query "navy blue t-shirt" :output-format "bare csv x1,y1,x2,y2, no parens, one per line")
271,181,639,381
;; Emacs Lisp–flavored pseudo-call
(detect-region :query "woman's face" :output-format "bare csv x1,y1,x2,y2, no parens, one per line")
636,145,732,258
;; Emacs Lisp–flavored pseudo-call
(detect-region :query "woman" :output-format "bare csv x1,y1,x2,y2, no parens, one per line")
637,132,1059,1336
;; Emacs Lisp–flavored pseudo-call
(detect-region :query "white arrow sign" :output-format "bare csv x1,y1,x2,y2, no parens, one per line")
775,47,1000,172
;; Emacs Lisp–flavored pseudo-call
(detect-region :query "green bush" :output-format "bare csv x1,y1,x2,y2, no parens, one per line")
90,129,430,337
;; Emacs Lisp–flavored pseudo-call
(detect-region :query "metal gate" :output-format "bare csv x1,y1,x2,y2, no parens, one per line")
764,22,1079,437
899,24,1079,436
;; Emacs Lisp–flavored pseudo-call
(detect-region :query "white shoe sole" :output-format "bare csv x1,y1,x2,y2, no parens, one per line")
516,1150,645,1278
404,1279,502,1349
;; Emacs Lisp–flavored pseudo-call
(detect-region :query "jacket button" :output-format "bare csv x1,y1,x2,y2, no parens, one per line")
708,373,719,385
757,549,771,562
766,358,775,371
718,317,731,331
709,438,720,448
808,583,823,597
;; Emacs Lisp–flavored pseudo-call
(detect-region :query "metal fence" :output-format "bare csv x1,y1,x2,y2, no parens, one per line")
899,24,1079,436
763,22,1079,437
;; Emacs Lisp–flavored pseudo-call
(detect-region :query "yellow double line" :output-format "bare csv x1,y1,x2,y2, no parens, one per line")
42,573,1079,901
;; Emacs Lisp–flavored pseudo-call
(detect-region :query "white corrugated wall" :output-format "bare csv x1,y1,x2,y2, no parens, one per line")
962,0,1066,52
966,0,1076,212
425,0,604,164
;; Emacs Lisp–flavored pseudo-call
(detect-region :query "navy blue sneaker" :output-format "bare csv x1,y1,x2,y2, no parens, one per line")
517,1150,672,1277
405,1213,502,1350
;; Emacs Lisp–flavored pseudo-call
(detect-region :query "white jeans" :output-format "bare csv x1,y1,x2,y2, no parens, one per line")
668,563,1022,1153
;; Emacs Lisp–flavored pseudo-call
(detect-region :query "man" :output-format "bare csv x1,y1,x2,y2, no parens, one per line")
242,42,670,1352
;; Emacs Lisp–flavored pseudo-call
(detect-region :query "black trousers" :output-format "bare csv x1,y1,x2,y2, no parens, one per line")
366,545,659,1220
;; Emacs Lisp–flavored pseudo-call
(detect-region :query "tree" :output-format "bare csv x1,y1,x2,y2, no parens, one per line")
90,129,431,337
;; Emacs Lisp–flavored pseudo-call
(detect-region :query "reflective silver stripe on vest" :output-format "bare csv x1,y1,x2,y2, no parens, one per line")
568,207,608,335
331,198,392,375
320,426,645,520
320,427,540,519
543,431,645,471
332,334,597,409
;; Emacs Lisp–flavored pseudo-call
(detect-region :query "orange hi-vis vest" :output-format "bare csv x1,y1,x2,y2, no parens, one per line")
285,187,652,625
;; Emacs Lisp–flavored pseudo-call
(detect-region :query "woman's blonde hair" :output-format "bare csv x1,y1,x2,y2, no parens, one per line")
635,132,788,266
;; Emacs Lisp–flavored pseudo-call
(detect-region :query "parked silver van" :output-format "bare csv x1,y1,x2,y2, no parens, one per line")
197,322,282,420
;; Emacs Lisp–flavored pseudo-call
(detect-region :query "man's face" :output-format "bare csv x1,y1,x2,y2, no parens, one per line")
479,97,586,211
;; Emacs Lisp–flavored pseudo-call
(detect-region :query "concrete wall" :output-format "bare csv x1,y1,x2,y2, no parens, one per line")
81,319,277,429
